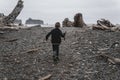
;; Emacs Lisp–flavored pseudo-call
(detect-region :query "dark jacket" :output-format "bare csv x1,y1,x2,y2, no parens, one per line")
46,28,65,44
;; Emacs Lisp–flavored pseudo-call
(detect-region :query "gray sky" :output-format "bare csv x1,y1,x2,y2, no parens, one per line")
0,0,120,24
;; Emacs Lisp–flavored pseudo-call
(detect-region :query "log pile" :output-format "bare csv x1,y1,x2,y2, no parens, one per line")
93,19,120,31
97,19,115,27
73,13,86,27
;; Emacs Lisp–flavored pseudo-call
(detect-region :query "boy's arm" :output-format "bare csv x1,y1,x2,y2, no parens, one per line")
63,31,66,40
46,31,52,41
60,31,66,39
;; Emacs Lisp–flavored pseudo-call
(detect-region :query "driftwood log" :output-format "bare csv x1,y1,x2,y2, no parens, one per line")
5,39,18,42
97,19,115,27
91,42,120,65
39,74,52,80
93,25,120,31
73,13,86,27
0,27,19,31
92,19,120,31
0,0,24,26
23,48,41,53
0,31,4,34
99,54,120,65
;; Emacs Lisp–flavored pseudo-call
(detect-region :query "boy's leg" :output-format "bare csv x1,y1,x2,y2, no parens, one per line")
56,45,60,60
52,44,57,63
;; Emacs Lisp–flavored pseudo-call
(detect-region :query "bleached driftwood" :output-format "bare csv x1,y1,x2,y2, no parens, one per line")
99,54,120,65
2,0,24,26
93,26,120,31
24,48,41,53
0,27,19,31
92,19,120,31
93,22,110,30
97,19,115,27
39,74,52,80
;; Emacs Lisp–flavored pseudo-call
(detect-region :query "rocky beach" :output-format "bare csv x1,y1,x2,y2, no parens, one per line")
0,26,120,80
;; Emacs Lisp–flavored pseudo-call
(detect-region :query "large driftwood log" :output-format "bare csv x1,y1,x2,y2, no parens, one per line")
97,19,115,27
92,19,120,31
93,25,120,31
0,27,19,31
73,13,86,27
93,21,110,30
92,25,108,30
2,0,24,26
97,21,110,29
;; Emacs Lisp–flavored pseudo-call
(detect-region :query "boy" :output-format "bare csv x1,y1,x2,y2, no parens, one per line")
46,22,66,64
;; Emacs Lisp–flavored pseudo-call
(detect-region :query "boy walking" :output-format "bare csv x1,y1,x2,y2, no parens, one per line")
46,22,66,64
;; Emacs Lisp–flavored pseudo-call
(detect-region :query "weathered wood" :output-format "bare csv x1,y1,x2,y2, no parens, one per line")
0,31,4,34
93,25,120,31
97,19,115,27
5,39,18,42
3,0,24,26
97,21,110,29
25,48,41,53
93,22,109,30
0,27,19,31
92,19,120,31
99,54,120,65
110,42,119,49
39,74,52,80
85,71,98,74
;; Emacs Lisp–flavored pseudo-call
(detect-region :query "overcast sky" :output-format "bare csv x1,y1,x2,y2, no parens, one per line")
0,0,120,24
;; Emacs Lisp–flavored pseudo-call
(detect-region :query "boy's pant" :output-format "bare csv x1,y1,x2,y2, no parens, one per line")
52,44,60,61
52,44,59,56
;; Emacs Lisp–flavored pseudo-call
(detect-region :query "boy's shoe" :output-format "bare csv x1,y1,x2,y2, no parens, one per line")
53,60,58,65
53,56,58,65
56,56,60,61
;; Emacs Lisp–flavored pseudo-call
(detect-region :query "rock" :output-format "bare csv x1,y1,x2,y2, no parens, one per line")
62,18,73,27
73,13,86,27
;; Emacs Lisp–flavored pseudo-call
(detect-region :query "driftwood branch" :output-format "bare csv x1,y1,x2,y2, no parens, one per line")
98,54,120,65
39,74,52,80
0,31,4,34
89,53,120,65
5,39,18,42
24,48,41,53
0,27,19,31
